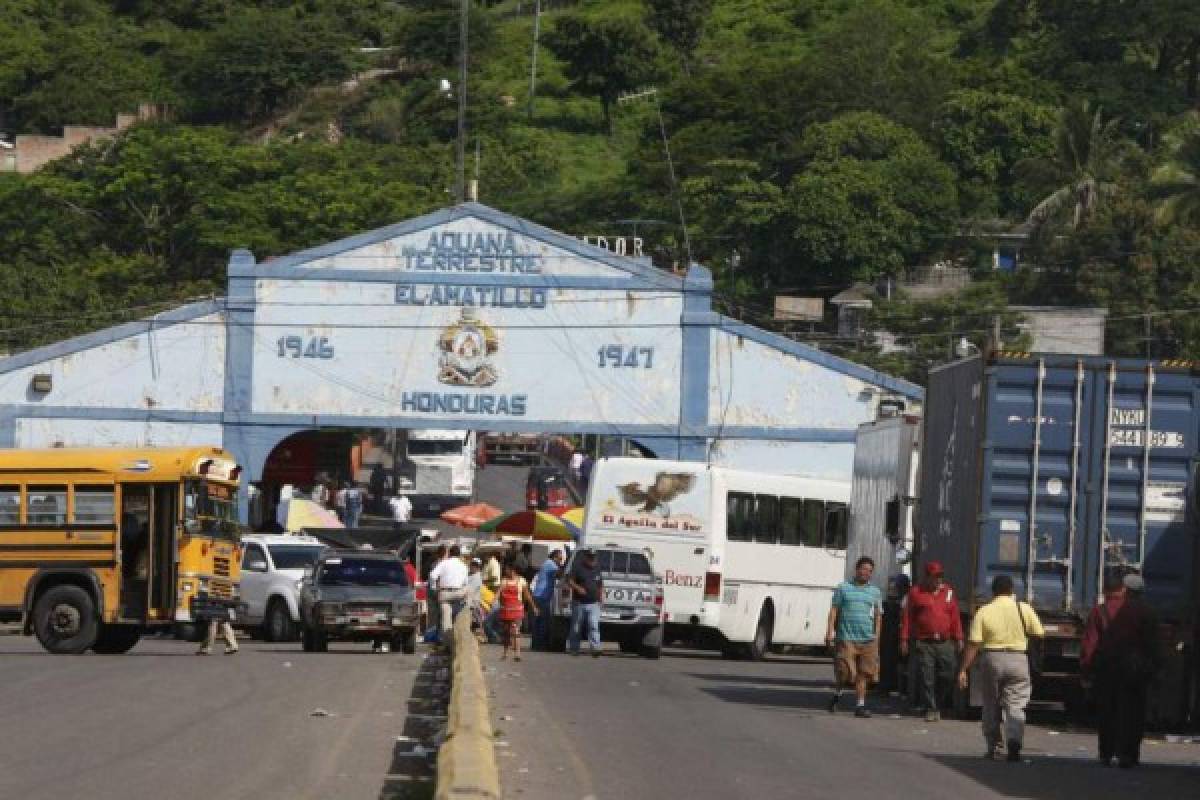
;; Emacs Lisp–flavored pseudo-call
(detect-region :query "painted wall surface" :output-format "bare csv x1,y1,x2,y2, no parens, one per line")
249,222,684,425
297,214,634,278
708,438,857,482
15,418,223,449
708,329,877,429
0,313,226,411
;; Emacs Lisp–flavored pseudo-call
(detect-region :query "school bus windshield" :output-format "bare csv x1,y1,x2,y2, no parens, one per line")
184,480,239,539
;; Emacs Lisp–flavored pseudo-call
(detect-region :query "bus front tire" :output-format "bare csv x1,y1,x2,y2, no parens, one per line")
92,624,141,654
33,585,99,654
746,606,774,661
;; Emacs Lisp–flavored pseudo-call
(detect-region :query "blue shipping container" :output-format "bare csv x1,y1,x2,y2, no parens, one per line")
918,354,1197,622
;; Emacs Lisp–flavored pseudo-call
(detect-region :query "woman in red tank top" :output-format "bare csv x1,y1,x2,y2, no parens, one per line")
497,562,537,661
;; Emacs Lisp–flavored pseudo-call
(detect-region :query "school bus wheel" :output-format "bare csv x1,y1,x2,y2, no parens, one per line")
33,584,100,654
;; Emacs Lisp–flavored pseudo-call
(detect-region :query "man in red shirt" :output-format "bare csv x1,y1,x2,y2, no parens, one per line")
901,561,964,721
1081,571,1159,768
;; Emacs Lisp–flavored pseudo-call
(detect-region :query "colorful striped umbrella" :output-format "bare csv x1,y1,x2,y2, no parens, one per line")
478,509,579,541
553,506,585,530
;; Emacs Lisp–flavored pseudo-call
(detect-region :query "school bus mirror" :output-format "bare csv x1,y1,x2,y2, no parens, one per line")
31,373,52,393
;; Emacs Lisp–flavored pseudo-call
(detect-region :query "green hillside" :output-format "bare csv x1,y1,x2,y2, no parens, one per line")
2,1,1200,380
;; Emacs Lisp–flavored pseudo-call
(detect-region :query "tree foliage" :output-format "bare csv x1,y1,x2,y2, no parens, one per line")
543,12,664,133
1,0,1200,383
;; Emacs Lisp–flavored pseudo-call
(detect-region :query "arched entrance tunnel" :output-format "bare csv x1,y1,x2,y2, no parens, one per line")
250,427,648,531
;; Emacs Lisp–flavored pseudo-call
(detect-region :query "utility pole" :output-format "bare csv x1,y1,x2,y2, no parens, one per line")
527,0,541,120
455,0,469,204
617,88,693,267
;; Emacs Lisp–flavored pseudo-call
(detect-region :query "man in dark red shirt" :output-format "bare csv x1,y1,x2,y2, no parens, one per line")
1081,571,1159,768
901,561,964,721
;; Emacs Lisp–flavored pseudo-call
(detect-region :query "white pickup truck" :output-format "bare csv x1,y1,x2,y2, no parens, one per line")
238,533,327,641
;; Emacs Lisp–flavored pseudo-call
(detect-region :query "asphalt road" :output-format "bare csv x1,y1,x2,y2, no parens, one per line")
489,642,1200,800
0,634,431,800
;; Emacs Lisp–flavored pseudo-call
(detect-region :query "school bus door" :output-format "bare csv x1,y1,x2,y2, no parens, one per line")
118,484,178,622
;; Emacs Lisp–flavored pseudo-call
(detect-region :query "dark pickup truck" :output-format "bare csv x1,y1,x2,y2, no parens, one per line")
299,550,419,653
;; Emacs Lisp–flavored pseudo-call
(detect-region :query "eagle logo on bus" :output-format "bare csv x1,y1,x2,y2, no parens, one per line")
617,472,696,517
437,309,499,387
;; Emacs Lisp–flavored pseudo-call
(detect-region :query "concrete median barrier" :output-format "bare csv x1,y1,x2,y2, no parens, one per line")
436,611,500,800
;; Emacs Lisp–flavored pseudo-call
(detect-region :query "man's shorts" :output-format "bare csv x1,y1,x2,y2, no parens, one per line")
834,639,880,686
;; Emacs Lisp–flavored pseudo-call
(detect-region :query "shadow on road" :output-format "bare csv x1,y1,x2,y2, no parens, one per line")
685,672,833,689
922,753,1200,799
378,651,448,800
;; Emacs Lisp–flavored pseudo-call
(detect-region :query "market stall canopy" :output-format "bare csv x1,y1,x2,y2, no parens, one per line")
478,509,579,541
439,502,504,530
553,507,585,530
304,525,421,555
285,497,343,532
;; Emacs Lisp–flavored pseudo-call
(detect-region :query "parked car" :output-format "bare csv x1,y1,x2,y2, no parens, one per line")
549,546,663,658
526,465,571,511
299,550,419,653
239,533,328,642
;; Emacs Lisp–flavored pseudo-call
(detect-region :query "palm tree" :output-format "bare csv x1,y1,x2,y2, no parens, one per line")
1150,116,1200,226
1020,100,1123,230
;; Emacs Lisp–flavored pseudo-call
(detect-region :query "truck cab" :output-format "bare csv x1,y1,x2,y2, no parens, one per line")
239,533,327,641
395,429,476,515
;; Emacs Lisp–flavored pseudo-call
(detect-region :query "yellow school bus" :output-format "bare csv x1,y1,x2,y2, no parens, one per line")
0,446,244,653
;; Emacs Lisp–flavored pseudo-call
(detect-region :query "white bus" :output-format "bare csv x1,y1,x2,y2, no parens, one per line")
582,457,849,659
395,429,476,514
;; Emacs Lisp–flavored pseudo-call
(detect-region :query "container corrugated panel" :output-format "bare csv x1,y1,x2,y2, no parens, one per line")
847,415,920,592
918,357,986,604
920,354,1198,622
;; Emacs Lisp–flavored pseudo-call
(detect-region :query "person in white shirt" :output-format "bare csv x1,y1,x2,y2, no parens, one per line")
569,451,584,482
429,545,469,640
388,494,413,524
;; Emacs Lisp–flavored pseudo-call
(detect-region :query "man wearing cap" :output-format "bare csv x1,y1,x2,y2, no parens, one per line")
901,561,964,722
566,548,603,657
1081,571,1160,768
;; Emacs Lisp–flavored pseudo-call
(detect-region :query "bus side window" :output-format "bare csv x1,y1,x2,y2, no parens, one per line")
779,498,802,546
27,486,66,526
754,494,779,544
800,499,824,547
0,486,20,524
73,486,115,525
726,492,753,541
824,502,848,550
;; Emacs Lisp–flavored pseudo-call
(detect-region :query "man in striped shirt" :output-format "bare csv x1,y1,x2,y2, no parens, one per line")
827,556,883,717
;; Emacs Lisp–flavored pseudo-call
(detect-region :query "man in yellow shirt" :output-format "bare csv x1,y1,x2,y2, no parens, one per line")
957,575,1044,762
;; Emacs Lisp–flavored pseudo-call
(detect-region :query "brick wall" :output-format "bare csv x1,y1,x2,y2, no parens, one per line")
8,104,161,173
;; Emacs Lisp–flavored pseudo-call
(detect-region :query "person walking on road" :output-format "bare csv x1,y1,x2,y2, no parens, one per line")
196,598,239,656
531,549,564,650
567,548,604,657
901,561,964,721
827,556,883,717
497,562,538,661
343,482,364,529
482,552,501,594
430,545,469,641
957,574,1044,762
1081,571,1160,768
423,545,447,642
388,493,413,526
